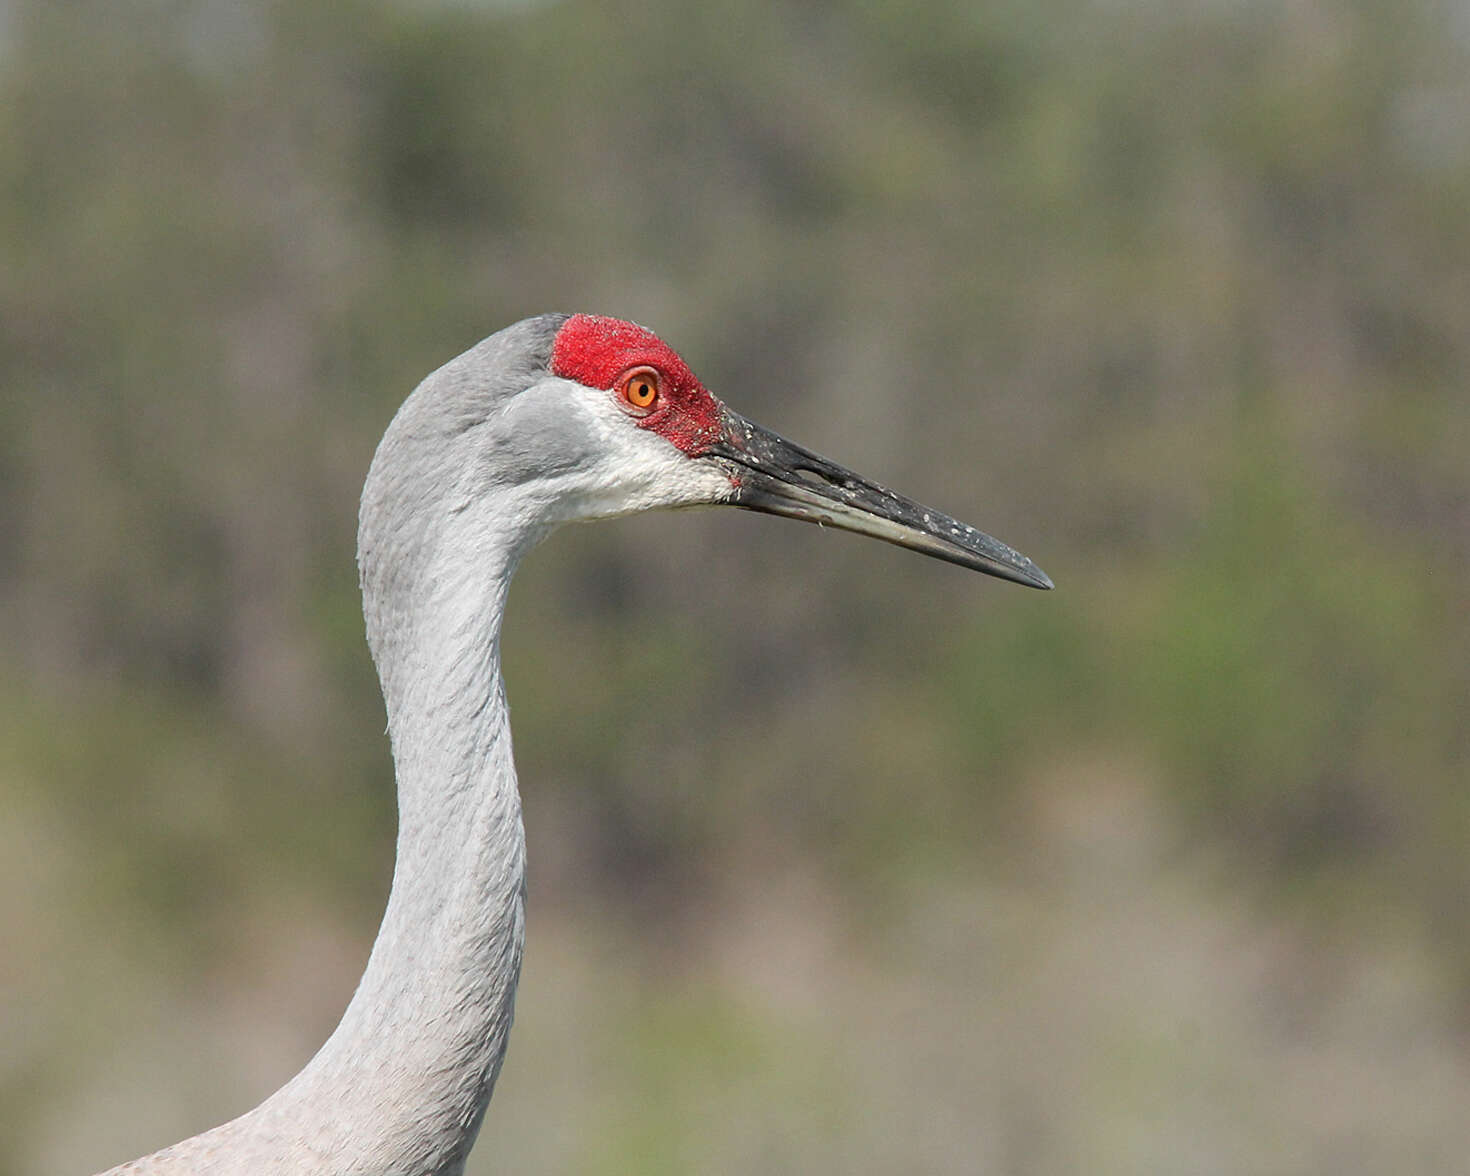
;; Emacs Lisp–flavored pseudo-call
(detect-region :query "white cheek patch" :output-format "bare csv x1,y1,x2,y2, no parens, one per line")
455,378,737,533
565,388,737,519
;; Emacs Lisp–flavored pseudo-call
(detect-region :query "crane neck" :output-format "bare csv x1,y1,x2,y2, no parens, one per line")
300,533,530,1172
97,346,576,1175
217,526,531,1175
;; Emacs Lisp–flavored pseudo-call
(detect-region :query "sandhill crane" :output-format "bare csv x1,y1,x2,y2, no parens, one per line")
97,314,1051,1175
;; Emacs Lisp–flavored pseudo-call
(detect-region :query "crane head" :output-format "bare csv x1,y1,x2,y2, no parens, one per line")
362,313,1051,601
544,313,1052,589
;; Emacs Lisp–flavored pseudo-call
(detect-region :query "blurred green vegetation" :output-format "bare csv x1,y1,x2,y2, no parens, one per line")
2,0,1468,1171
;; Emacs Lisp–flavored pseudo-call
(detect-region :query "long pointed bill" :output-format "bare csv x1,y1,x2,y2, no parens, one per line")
703,407,1053,589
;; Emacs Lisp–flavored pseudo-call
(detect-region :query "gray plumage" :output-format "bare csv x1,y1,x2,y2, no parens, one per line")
96,314,1050,1175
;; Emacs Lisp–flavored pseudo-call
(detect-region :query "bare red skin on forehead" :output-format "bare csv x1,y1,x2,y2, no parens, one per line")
551,314,726,455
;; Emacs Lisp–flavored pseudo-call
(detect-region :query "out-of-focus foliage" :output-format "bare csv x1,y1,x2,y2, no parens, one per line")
2,0,1467,1172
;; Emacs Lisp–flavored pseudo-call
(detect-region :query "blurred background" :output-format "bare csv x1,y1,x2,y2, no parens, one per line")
2,0,1468,1172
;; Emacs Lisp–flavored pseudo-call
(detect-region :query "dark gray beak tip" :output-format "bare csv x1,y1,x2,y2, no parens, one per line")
1022,563,1056,591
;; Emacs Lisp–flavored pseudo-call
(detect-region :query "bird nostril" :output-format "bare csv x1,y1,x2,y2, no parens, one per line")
793,465,843,490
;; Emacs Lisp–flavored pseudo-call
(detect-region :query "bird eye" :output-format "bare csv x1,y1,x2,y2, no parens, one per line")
619,367,660,412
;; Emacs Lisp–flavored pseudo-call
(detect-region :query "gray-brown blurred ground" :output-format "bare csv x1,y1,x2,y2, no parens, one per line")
2,1,1468,1172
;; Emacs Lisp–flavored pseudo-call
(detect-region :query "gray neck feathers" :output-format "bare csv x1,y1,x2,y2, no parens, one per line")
101,324,565,1176
279,525,527,1175
230,441,529,1174
264,339,567,1171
